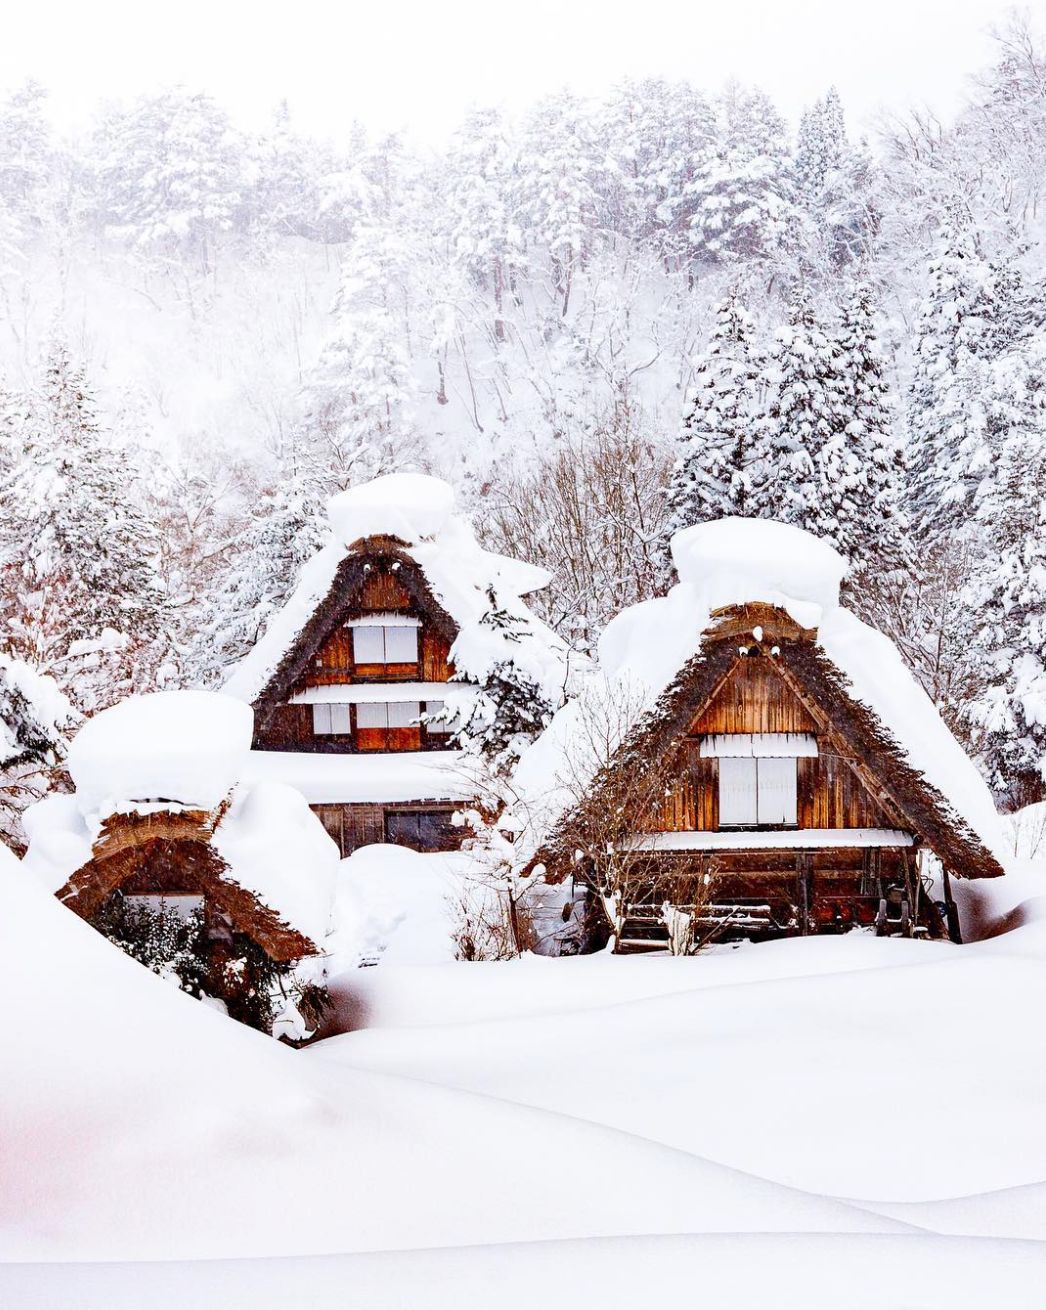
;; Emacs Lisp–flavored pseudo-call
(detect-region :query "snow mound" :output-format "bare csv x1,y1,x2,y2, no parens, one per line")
328,473,456,547
330,844,473,969
672,517,846,630
212,782,339,947
67,691,253,817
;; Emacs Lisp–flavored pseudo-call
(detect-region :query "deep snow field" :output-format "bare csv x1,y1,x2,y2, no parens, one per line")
4,847,1046,1308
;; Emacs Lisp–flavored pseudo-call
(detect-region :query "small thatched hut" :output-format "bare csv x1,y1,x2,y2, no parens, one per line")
24,691,339,1035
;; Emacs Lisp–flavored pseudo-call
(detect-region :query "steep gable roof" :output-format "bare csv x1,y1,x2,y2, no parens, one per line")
512,520,1008,881
222,476,574,719
234,539,456,729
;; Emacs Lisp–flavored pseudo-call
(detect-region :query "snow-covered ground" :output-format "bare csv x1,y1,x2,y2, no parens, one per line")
4,839,1046,1306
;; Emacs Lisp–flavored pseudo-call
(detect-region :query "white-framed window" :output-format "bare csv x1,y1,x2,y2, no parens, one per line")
351,625,419,664
718,756,798,827
312,703,352,734
356,701,422,730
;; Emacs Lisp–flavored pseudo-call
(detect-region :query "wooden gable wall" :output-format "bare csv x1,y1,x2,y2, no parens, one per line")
642,651,900,834
254,561,456,754
306,569,453,688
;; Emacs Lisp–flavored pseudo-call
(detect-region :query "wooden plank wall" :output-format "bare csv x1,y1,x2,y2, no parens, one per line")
311,802,465,856
641,655,894,834
691,658,818,735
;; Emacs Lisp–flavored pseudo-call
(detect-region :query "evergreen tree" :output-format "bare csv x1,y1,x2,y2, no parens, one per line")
757,296,841,530
794,88,876,269
906,225,1000,541
514,90,604,315
0,343,170,711
304,225,420,486
821,279,909,574
445,107,523,342
92,87,244,267
967,407,1046,803
192,453,327,686
0,650,77,847
666,289,764,544
688,84,798,262
442,587,558,776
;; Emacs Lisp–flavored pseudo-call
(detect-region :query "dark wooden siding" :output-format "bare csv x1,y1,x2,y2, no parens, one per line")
312,802,464,856
798,754,891,828
359,571,412,610
422,630,453,681
635,657,896,835
690,657,818,735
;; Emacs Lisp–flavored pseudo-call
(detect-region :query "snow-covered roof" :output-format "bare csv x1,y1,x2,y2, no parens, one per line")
512,517,1009,875
222,473,570,710
67,690,253,817
240,748,475,805
25,690,340,949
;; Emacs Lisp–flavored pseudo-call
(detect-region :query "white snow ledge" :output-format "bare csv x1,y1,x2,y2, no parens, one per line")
290,683,463,704
628,828,915,851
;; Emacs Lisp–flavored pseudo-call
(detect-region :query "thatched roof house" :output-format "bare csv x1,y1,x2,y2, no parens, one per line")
224,474,572,855
512,519,1007,949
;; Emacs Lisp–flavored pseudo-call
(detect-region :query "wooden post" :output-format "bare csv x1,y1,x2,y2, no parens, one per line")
941,862,962,944
797,853,812,935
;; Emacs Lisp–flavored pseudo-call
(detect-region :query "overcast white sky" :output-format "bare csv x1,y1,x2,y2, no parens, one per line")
0,0,1035,142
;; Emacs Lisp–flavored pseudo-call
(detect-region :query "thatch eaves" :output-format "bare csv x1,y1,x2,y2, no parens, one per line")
57,808,319,963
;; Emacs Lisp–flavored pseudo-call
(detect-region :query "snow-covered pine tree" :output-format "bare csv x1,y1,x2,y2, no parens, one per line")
91,87,244,268
514,90,604,316
0,651,77,847
442,587,558,777
303,224,421,487
756,295,841,531
0,342,170,712
191,452,327,687
687,83,798,263
906,224,1000,543
665,288,764,549
445,107,523,343
793,87,876,270
822,278,909,580
966,379,1046,804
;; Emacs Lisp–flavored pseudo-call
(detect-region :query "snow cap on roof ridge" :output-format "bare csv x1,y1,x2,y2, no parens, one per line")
671,517,847,632
67,690,253,818
328,473,457,548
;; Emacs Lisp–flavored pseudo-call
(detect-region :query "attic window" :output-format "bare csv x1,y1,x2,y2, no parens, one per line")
718,757,798,827
350,623,419,665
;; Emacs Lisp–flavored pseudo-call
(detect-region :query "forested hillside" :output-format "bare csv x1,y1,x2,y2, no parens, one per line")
1,14,1045,827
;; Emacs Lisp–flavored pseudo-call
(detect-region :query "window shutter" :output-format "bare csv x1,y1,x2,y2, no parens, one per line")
356,702,389,729
387,701,420,728
385,626,419,663
312,703,333,734
718,757,758,826
352,626,385,664
756,758,798,825
330,704,351,734
425,700,450,733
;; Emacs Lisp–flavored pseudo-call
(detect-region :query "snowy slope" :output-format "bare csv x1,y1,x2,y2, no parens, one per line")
5,839,1046,1304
